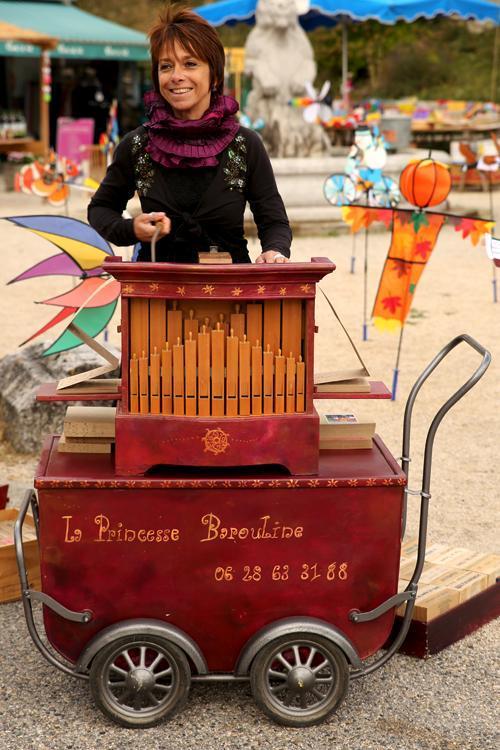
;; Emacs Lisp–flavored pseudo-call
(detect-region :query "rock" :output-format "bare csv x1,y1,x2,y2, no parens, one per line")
0,342,120,453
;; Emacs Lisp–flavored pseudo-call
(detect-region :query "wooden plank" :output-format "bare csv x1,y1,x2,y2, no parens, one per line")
198,325,211,416
312,381,392,399
58,434,112,454
263,300,281,354
388,584,500,658
185,334,197,416
0,509,40,603
64,406,116,438
130,298,149,358
281,299,302,360
246,303,262,347
36,382,121,402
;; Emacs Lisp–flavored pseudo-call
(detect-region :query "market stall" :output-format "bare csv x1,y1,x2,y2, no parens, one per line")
0,20,57,154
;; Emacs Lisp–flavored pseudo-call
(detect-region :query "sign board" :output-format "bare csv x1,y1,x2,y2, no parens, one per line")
56,118,95,164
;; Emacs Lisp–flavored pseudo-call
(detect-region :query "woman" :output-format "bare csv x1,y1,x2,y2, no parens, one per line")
88,6,291,264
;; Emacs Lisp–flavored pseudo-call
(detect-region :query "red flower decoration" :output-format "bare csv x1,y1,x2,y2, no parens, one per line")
391,259,411,278
382,295,403,314
415,240,432,260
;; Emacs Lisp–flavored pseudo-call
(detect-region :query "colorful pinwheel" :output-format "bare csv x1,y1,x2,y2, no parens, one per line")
14,153,99,207
6,215,120,356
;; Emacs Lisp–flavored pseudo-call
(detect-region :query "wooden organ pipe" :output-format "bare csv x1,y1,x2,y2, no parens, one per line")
128,299,307,417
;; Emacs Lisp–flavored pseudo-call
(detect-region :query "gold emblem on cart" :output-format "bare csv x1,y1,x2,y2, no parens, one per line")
202,428,230,455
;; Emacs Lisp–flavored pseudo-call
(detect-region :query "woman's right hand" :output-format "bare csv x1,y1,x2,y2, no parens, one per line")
133,212,171,242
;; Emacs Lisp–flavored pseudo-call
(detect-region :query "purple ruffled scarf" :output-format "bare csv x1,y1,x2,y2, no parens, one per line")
143,90,240,168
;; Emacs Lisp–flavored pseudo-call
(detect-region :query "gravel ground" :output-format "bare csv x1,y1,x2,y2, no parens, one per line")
0,598,498,750
0,187,499,749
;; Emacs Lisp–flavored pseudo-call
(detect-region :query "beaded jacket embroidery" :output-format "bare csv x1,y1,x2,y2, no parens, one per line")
131,132,155,196
223,134,247,193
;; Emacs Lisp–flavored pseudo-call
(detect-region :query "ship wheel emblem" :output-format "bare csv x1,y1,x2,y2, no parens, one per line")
202,428,230,455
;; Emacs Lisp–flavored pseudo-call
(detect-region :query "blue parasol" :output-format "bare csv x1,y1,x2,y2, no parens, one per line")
196,0,499,97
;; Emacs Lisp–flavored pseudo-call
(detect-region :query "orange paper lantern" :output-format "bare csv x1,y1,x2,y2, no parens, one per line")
399,159,451,208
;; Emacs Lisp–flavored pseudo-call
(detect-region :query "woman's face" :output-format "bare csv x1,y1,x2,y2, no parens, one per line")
158,41,212,120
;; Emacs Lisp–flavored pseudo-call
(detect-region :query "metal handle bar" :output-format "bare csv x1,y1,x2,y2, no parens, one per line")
14,490,90,680
401,332,490,586
351,335,490,678
402,334,491,494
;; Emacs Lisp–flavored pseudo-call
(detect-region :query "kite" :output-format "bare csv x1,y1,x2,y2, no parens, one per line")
6,215,120,356
341,157,494,398
324,123,401,339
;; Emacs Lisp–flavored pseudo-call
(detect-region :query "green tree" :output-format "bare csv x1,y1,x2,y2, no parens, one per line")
75,2,499,102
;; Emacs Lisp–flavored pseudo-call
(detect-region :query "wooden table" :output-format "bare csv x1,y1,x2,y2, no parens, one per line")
0,138,41,155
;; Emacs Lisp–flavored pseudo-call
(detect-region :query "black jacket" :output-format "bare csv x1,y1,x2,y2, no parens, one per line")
87,125,292,263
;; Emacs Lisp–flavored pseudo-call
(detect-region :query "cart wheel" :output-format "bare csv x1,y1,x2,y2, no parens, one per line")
89,634,190,728
250,633,349,727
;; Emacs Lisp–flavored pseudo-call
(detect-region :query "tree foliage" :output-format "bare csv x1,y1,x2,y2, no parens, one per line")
75,2,499,102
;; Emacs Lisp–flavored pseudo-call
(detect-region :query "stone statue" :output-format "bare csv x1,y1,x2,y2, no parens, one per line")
244,0,330,158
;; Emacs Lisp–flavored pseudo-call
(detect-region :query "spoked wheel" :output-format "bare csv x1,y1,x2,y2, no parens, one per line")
371,175,401,208
89,634,190,727
250,633,349,727
323,173,357,206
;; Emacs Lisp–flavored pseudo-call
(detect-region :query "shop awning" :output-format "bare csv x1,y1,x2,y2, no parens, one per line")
0,1,149,61
0,19,57,48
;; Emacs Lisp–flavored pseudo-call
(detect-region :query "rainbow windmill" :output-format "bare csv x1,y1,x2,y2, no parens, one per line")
6,215,120,355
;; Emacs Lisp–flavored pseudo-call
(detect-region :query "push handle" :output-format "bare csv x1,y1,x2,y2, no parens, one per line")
402,334,491,494
351,335,491,680
14,490,90,680
402,334,490,585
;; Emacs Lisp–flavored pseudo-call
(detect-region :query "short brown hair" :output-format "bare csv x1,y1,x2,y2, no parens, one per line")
149,5,225,96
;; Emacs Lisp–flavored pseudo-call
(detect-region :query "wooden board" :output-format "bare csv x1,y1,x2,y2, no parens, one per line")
58,434,112,454
387,584,500,658
313,381,392,399
0,509,40,603
36,382,122,402
64,406,116,438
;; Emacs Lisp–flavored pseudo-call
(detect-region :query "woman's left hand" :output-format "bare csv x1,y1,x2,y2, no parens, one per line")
255,250,290,264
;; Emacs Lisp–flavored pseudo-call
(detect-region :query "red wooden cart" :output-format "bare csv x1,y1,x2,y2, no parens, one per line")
14,258,490,728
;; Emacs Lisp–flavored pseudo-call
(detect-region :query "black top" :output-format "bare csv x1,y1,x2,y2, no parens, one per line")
87,125,292,264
